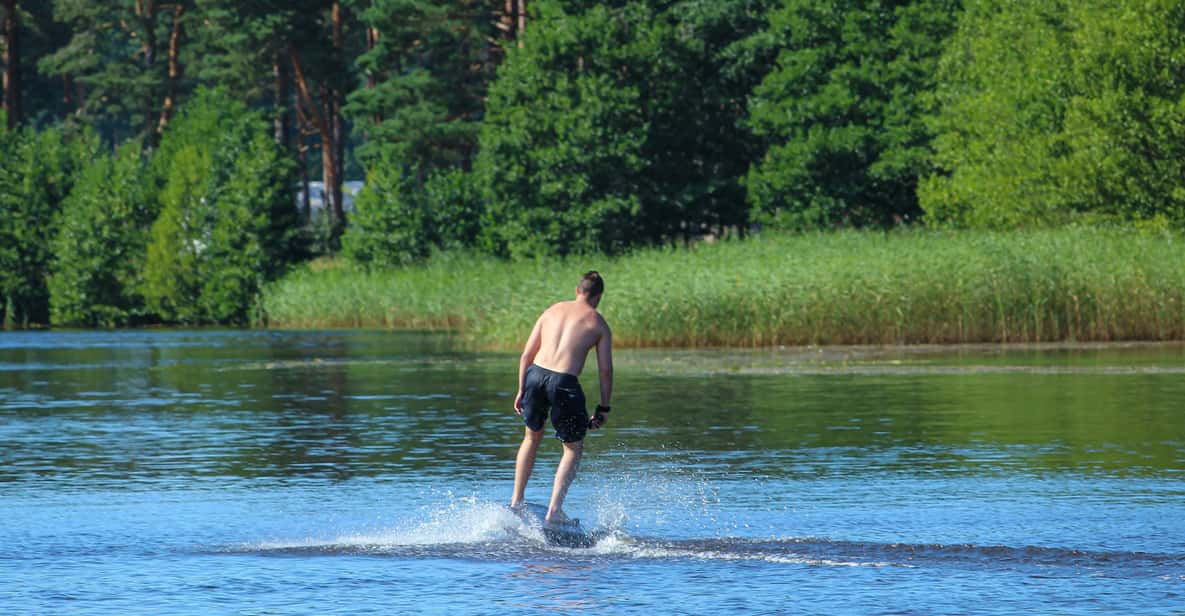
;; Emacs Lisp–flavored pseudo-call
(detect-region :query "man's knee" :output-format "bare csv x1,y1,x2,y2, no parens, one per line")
524,427,545,442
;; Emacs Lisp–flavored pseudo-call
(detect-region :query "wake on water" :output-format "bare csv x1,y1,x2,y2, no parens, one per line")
227,495,1185,578
246,495,636,557
239,467,725,558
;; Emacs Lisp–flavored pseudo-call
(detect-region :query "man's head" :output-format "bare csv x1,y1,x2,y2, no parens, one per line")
576,271,604,306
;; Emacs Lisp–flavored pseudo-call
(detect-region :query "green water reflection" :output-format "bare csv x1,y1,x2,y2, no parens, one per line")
1,331,1182,484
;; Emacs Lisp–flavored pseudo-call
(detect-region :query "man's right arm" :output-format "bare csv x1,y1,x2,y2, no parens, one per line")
514,316,544,414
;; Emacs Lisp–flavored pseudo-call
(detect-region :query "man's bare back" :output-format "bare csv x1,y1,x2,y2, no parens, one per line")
529,300,609,377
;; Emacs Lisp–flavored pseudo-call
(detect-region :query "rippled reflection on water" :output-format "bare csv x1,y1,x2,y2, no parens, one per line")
2,330,1184,614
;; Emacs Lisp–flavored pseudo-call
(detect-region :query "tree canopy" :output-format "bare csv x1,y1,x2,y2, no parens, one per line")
921,0,1185,229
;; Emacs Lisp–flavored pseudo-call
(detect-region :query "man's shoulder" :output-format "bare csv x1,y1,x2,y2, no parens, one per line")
593,311,611,334
541,300,574,317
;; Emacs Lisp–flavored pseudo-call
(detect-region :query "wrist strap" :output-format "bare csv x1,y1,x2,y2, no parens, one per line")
596,405,610,414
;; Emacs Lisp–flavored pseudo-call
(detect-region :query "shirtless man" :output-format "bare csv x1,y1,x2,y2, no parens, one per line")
511,271,613,524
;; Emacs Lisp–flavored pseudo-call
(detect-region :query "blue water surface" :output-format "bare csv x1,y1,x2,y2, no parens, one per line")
2,330,1183,615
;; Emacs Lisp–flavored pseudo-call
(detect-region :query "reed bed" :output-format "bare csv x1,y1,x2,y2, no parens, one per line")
260,228,1185,349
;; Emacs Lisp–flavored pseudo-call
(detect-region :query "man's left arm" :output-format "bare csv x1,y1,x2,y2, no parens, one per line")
591,323,613,429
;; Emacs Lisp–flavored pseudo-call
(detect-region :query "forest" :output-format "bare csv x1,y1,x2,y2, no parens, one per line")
2,0,1184,330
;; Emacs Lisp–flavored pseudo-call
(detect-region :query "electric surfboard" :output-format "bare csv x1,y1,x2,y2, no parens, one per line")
509,502,596,548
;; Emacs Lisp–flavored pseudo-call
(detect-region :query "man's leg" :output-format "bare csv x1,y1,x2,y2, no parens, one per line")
546,440,583,523
511,427,544,507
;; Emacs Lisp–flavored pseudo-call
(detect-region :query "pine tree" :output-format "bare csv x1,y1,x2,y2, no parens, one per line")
40,0,193,143
192,1,364,251
0,3,74,125
345,0,495,173
191,1,302,148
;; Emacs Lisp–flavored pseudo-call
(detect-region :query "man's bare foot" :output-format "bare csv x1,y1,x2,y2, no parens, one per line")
545,509,578,526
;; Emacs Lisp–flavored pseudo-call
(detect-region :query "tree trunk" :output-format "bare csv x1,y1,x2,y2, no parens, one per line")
62,74,72,109
299,139,310,220
331,2,344,58
273,49,291,151
136,1,158,66
2,0,20,129
324,87,344,229
329,1,346,242
366,26,380,125
333,93,344,199
63,73,85,114
500,0,515,42
517,0,526,47
135,0,160,140
289,47,343,245
292,81,310,221
156,4,185,134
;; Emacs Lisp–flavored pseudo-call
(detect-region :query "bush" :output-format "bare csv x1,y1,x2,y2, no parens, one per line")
341,162,431,269
423,167,483,250
200,130,288,323
144,144,209,322
0,124,98,327
49,142,153,327
142,88,296,325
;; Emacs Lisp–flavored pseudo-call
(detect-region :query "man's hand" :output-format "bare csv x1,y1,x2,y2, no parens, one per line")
513,390,524,416
588,405,610,430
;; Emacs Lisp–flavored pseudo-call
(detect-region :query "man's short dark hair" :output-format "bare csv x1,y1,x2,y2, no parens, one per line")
578,271,604,297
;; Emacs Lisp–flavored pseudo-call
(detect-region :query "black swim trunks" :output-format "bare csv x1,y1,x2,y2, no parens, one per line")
520,364,588,443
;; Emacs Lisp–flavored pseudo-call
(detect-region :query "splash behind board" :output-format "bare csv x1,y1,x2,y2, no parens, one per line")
510,502,595,548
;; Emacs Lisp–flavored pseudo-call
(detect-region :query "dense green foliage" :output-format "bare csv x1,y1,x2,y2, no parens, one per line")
922,0,1185,228
143,88,296,324
342,160,484,267
49,142,153,327
747,0,958,229
474,2,651,258
190,1,304,102
345,0,492,171
263,228,1185,347
337,0,494,265
0,124,94,326
341,160,430,268
39,0,193,143
3,89,299,328
474,0,772,257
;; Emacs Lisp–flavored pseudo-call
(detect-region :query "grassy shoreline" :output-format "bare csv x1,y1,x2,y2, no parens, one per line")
260,229,1185,350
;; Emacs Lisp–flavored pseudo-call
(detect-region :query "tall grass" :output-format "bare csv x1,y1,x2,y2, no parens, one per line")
260,228,1185,349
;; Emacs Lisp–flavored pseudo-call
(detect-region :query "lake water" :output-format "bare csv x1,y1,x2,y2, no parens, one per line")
2,330,1184,615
